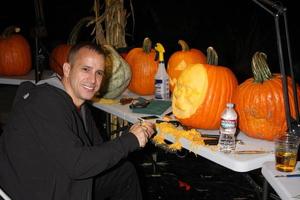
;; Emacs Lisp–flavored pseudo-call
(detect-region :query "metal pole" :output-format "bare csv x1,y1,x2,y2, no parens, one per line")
283,11,300,122
34,36,40,83
274,14,292,132
252,0,295,133
33,0,47,83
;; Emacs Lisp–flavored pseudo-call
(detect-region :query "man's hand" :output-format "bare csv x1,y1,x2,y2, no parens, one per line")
129,121,155,147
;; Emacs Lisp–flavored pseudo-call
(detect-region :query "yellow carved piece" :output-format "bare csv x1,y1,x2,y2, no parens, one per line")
172,64,208,118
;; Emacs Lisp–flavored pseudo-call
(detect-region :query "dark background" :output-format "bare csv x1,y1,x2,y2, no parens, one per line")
1,0,299,83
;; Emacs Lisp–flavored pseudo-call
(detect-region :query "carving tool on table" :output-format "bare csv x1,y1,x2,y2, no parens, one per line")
233,150,273,154
275,174,300,178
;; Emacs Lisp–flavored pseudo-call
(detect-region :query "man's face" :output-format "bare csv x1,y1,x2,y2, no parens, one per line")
63,48,105,107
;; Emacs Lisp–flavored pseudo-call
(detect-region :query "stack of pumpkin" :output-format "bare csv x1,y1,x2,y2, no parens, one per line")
1,25,298,142
169,46,300,141
124,37,299,142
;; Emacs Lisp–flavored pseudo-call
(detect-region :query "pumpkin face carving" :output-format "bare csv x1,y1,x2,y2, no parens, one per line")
172,47,238,129
167,40,206,91
172,64,208,118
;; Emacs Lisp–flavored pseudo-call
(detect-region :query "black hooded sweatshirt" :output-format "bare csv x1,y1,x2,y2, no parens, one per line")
0,77,139,200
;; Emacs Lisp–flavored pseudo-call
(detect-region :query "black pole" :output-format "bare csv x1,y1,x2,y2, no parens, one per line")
274,14,292,132
251,0,298,134
34,36,40,83
33,0,47,83
283,11,300,122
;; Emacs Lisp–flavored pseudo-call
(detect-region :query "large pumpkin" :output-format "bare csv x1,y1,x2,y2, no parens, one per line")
232,52,300,140
99,44,131,98
167,40,206,91
172,47,238,129
125,37,158,95
0,26,32,76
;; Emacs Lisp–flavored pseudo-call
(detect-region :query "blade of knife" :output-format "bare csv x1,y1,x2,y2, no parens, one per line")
275,174,300,178
200,134,219,138
233,150,273,154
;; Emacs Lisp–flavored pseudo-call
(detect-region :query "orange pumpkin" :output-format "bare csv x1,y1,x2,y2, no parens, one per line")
125,37,158,95
0,26,32,76
49,17,90,76
49,44,72,76
232,52,300,141
167,40,206,91
172,47,238,129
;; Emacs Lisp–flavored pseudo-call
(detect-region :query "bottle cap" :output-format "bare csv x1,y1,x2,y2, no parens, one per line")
155,43,165,62
226,103,234,108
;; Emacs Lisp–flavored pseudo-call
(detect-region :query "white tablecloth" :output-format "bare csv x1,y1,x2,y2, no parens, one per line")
92,91,275,172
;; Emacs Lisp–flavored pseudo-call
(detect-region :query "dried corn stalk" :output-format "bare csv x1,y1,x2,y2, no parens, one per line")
85,0,132,134
88,0,132,48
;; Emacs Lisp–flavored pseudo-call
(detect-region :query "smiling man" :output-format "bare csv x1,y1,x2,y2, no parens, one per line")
0,42,154,200
62,45,105,107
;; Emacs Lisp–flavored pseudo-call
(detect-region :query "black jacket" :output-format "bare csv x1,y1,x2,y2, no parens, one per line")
0,80,139,200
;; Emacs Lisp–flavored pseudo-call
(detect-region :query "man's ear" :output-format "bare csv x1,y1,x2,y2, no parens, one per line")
63,63,71,77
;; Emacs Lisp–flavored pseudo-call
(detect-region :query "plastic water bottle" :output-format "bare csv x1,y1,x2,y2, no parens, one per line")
218,103,238,153
154,61,170,100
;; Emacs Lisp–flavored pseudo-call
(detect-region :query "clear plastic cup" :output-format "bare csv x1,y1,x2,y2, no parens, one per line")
274,134,300,172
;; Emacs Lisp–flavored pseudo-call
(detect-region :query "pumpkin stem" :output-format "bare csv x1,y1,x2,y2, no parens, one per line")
68,16,94,45
251,52,272,83
2,26,20,38
178,40,190,51
142,37,152,54
206,46,218,65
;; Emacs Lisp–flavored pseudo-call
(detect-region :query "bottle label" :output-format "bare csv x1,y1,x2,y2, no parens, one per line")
155,79,169,99
220,119,236,129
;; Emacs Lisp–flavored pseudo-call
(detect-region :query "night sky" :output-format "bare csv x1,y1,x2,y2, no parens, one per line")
1,0,299,83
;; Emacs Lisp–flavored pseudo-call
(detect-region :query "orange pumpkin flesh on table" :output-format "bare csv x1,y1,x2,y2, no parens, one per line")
125,37,158,95
0,26,32,76
172,47,238,130
232,52,300,141
167,40,206,92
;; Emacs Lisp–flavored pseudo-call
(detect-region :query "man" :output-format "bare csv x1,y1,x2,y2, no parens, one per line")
0,42,155,200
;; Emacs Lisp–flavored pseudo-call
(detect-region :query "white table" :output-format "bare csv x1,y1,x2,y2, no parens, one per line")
164,131,274,172
92,91,275,173
262,161,300,200
92,93,172,124
0,70,54,85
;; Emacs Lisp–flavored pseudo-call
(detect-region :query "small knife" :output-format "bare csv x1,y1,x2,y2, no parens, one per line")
275,174,300,178
233,150,273,154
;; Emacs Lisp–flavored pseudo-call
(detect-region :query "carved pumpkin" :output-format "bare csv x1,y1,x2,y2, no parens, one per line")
167,40,206,91
172,47,238,129
232,52,300,140
125,37,158,95
99,44,131,98
0,26,32,76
